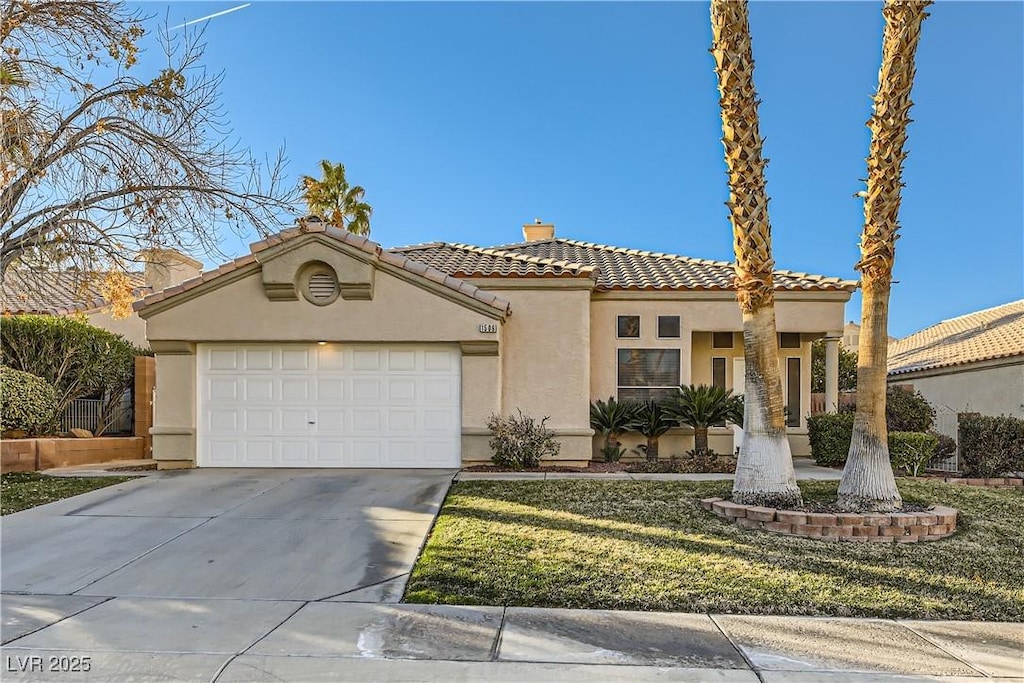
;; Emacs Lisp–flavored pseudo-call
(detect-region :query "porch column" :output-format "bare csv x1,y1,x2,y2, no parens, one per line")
824,335,841,413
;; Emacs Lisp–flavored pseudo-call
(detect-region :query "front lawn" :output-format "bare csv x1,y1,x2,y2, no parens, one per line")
406,479,1024,621
1,472,135,515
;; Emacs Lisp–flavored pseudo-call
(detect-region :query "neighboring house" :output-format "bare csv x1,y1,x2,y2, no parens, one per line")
888,300,1024,420
135,221,856,470
843,321,895,350
1,249,203,348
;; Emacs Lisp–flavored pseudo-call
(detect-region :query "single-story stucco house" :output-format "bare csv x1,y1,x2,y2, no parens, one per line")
134,221,857,469
1,249,203,349
888,299,1024,419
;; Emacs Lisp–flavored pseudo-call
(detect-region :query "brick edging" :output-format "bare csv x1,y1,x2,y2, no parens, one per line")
915,476,1023,489
700,498,958,543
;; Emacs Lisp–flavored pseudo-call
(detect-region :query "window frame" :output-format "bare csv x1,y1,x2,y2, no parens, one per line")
780,332,802,349
784,356,801,428
712,331,734,349
656,315,681,339
616,315,641,339
616,348,681,403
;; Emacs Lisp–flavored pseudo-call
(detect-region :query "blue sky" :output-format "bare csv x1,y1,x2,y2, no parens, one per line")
136,1,1022,338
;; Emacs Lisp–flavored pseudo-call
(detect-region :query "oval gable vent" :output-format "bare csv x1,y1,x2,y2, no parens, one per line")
308,271,338,301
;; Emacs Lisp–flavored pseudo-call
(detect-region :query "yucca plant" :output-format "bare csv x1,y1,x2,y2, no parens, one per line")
667,384,744,454
630,400,677,462
590,396,641,461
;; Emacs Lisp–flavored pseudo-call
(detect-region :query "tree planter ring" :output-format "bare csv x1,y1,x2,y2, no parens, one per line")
700,497,958,543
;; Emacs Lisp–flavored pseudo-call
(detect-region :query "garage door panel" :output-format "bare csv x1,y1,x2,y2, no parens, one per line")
317,379,345,401
244,348,274,370
198,344,460,468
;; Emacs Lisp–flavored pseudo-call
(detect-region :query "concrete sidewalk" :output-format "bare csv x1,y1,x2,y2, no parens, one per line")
2,598,1021,681
457,457,842,481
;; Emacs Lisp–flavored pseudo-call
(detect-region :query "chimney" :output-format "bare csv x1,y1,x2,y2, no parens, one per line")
522,218,555,242
140,248,204,292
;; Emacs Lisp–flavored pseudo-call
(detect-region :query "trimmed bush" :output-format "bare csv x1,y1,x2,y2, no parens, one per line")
886,387,935,432
1,315,141,434
807,412,855,466
959,414,1024,477
1,366,58,435
888,431,938,476
487,410,561,469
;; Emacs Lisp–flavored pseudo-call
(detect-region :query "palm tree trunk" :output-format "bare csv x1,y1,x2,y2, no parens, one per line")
839,0,931,512
646,436,659,462
694,426,709,453
710,0,801,509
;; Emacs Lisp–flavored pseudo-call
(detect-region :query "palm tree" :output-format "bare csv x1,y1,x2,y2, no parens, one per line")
839,0,932,512
631,400,676,462
667,384,743,454
590,396,641,461
710,0,801,508
299,160,373,235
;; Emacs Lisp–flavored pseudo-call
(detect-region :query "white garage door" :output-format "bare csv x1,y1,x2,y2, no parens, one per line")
197,344,461,468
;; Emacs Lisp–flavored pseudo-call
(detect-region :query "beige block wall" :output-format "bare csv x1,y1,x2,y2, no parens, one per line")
891,361,1024,419
86,309,148,348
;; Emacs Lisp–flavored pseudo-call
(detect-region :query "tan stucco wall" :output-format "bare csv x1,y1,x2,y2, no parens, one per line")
590,298,828,459
889,360,1024,420
477,285,594,464
145,268,499,345
86,309,148,348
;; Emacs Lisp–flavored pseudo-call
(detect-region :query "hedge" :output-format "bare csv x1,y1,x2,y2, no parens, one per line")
807,412,855,466
888,431,938,476
959,414,1024,477
1,366,58,435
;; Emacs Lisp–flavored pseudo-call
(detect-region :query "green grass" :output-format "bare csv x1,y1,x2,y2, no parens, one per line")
406,479,1024,620
1,472,135,515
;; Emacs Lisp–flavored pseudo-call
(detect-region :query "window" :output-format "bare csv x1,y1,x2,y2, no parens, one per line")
711,357,727,390
657,315,680,338
780,332,801,349
786,357,801,427
617,349,680,402
711,357,727,426
617,315,640,339
712,332,734,348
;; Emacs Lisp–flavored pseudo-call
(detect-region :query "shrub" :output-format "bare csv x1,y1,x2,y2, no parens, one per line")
665,384,743,453
629,400,677,462
888,431,938,476
626,450,736,474
807,412,855,466
931,432,957,462
1,315,141,434
487,410,561,469
590,396,641,455
886,387,935,432
1,367,58,435
959,414,1024,477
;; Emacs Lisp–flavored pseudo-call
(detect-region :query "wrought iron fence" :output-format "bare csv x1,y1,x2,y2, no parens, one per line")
59,392,133,435
928,406,960,473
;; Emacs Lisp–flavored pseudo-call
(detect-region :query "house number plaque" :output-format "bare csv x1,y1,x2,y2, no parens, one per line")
478,323,498,333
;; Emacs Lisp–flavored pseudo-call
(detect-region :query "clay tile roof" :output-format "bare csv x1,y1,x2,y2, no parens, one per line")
396,237,855,292
134,227,513,316
389,242,598,279
2,270,149,315
888,300,1024,376
486,238,858,292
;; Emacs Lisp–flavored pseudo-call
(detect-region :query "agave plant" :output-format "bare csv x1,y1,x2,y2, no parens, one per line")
590,397,641,461
630,400,678,462
667,384,744,454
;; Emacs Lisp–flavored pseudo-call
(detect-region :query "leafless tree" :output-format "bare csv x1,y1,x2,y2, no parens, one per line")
1,1,297,285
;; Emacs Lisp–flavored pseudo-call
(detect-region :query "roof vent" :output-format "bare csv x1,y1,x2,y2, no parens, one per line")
308,271,337,300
